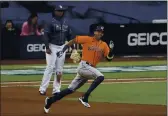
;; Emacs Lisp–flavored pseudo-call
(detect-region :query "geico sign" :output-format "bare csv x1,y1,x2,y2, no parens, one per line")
27,44,45,52
128,32,167,46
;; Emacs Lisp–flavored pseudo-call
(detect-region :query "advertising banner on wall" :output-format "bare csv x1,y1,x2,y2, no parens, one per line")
19,36,73,59
19,24,167,59
91,23,167,55
19,36,46,59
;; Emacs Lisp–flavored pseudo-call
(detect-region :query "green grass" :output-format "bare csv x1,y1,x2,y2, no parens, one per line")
1,60,166,105
1,60,166,82
1,71,166,82
26,81,167,105
67,82,166,105
1,60,166,70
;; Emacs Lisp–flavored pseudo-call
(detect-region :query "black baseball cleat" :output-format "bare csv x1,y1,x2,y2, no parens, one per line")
44,97,50,113
79,97,91,108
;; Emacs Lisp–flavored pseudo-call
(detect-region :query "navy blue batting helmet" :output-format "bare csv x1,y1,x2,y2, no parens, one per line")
55,5,67,11
95,26,104,32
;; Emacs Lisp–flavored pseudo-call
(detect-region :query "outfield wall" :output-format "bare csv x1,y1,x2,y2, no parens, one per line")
1,23,167,60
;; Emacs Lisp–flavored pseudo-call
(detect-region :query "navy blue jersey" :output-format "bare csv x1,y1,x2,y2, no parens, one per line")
43,16,72,48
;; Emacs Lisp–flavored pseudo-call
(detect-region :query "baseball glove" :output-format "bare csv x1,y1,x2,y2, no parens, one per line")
70,49,81,63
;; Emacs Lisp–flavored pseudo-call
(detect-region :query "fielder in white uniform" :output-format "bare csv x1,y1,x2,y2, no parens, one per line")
39,5,76,95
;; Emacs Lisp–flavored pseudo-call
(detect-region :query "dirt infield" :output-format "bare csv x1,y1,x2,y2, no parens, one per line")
1,78,167,116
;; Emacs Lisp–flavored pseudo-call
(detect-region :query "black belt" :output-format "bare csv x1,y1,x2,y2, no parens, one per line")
56,43,64,46
50,43,64,46
86,62,93,67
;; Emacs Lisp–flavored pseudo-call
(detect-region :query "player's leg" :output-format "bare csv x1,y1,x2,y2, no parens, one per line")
78,62,104,105
52,50,66,94
52,72,61,94
39,46,57,95
44,74,88,110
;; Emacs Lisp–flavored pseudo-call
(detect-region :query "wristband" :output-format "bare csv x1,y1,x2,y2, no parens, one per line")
62,45,69,53
107,54,114,60
107,49,114,60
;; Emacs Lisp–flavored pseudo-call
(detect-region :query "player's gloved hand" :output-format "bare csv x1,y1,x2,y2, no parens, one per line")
109,40,114,50
106,40,114,61
46,48,52,54
70,49,81,63
57,51,63,58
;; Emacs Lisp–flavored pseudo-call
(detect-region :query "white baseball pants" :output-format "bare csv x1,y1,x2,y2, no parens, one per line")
39,44,66,94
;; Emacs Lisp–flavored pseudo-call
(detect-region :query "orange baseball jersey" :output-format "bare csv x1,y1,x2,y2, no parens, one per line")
75,36,110,67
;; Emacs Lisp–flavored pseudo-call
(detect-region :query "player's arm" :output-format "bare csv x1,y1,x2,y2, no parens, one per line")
62,36,89,53
41,22,51,54
57,36,89,57
104,41,114,61
106,49,114,61
62,39,76,53
66,28,80,63
67,26,76,50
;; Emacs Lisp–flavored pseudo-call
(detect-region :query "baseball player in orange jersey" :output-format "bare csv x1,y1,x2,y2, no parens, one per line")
43,26,114,113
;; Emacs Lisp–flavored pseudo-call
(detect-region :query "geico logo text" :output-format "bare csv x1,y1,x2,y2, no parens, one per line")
27,44,45,52
127,32,167,46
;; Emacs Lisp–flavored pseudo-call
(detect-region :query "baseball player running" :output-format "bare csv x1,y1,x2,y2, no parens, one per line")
39,5,76,95
43,26,114,113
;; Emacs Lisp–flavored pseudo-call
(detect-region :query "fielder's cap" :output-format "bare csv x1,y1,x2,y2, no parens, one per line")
95,26,104,32
55,5,67,11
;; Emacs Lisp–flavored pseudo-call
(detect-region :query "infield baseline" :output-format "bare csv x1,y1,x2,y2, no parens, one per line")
1,78,166,88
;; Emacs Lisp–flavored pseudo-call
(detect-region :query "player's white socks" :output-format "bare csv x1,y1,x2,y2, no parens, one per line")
53,73,61,94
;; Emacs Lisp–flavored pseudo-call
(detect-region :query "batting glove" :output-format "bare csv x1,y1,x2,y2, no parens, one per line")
57,51,64,58
109,40,114,50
